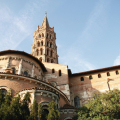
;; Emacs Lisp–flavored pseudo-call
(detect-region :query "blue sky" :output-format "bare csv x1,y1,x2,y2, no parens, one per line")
0,0,120,73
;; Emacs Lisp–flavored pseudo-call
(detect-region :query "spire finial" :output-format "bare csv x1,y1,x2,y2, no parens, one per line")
45,11,47,16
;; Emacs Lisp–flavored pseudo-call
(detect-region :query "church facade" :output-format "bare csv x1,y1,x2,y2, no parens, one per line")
0,13,120,120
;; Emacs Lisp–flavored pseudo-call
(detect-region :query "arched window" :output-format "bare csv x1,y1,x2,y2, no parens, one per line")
24,71,28,76
50,43,52,48
107,72,110,76
12,68,16,74
34,75,37,79
51,59,54,63
39,34,41,38
42,33,44,37
41,41,43,46
47,41,49,46
40,49,43,55
47,58,49,62
81,77,84,81
39,57,42,62
46,33,48,38
98,74,101,78
47,49,49,55
52,69,55,73
37,42,40,47
59,70,61,76
116,70,119,75
89,75,93,80
74,96,80,108
51,51,52,57
36,49,39,56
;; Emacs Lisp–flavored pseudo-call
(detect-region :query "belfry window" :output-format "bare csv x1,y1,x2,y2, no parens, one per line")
51,51,52,57
41,41,43,46
81,77,84,81
47,42,49,46
50,43,52,48
36,49,39,56
42,33,44,37
40,49,43,55
46,33,48,38
47,49,49,55
74,96,80,108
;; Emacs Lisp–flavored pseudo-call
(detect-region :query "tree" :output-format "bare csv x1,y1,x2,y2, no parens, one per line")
73,89,120,120
30,99,38,120
47,101,60,120
38,103,44,120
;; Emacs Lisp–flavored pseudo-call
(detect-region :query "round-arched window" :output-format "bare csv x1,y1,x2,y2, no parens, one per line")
24,71,28,76
74,96,80,108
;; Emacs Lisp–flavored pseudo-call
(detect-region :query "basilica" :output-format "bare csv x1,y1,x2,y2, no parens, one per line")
0,13,120,120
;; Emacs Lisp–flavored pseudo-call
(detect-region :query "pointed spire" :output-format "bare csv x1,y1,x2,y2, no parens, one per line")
41,12,49,27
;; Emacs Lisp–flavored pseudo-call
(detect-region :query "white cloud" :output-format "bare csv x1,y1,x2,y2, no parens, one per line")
59,47,96,73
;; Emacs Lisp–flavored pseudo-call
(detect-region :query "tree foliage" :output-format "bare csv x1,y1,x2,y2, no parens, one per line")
73,89,120,120
47,101,60,120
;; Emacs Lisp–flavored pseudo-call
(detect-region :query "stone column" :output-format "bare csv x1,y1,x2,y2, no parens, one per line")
18,59,23,75
6,57,10,68
31,64,34,77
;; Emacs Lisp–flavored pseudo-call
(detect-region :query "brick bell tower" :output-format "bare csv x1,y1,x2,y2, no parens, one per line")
31,12,58,63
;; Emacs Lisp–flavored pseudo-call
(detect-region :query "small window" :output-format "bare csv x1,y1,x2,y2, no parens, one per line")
50,43,52,48
51,60,54,63
34,76,37,79
12,68,16,74
47,49,49,55
41,41,43,46
51,51,52,57
116,70,119,75
1,89,7,95
74,96,80,108
89,75,93,80
39,57,42,62
47,58,49,62
24,71,28,76
98,74,101,78
52,69,55,73
46,33,48,38
36,49,39,56
81,77,84,81
47,42,49,46
42,33,44,37
59,70,61,76
107,72,110,76
39,34,41,38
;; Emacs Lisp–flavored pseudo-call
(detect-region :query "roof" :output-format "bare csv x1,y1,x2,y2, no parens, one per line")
41,12,49,27
61,104,77,109
70,65,120,77
0,50,47,72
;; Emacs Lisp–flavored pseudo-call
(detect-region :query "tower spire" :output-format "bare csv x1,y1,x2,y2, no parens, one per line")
41,12,49,27
31,13,58,64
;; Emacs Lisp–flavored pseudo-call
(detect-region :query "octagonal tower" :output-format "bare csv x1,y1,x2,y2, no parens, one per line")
31,12,58,64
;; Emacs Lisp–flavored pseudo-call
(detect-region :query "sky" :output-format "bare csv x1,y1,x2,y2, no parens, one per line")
0,0,120,73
